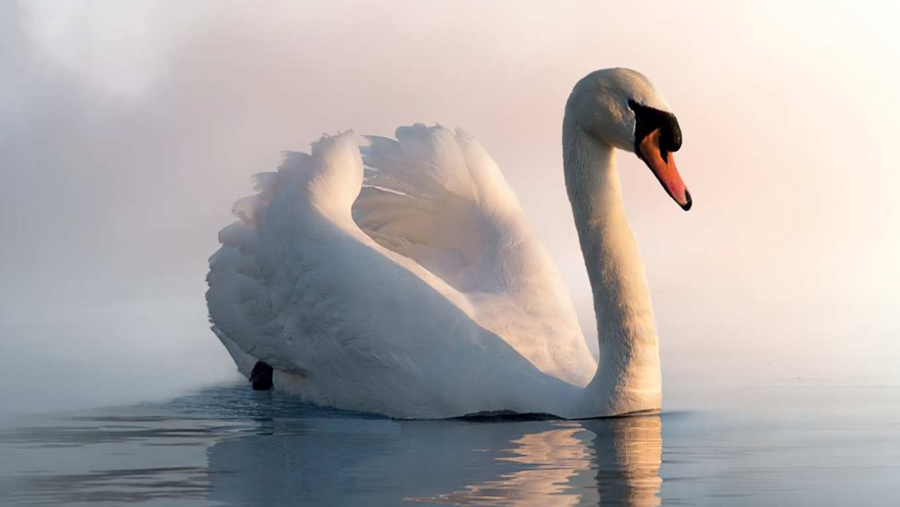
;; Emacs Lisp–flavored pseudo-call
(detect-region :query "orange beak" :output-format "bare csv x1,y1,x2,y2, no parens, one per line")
638,129,692,211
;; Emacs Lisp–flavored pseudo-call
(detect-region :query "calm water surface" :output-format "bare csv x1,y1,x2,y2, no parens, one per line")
1,383,898,506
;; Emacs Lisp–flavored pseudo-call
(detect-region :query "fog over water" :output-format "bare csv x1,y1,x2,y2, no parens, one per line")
1,1,899,419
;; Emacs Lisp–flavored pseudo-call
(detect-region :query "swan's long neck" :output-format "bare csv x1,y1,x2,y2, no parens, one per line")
563,124,662,417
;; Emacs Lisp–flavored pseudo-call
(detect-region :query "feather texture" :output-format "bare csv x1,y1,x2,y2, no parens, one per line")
206,126,595,418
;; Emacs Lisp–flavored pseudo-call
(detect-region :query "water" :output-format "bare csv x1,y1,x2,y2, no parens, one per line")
1,383,898,506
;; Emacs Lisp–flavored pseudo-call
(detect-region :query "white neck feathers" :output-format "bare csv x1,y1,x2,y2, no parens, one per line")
562,122,662,417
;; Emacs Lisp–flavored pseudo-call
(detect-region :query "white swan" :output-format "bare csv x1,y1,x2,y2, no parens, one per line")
206,68,690,419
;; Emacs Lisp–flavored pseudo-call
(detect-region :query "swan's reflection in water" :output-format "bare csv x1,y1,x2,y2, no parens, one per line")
206,413,662,506
406,417,661,506
589,417,663,507
0,386,661,506
413,424,596,506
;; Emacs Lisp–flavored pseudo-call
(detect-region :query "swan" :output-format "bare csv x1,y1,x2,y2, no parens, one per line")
206,68,690,419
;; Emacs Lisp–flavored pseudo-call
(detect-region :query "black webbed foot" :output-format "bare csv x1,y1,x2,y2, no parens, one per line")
249,361,274,391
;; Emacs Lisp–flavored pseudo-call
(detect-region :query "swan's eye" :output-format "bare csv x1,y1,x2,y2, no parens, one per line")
628,100,682,158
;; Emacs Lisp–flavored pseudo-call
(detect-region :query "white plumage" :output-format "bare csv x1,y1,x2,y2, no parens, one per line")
207,69,689,419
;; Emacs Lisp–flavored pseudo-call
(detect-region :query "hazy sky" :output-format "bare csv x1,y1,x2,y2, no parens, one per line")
2,0,898,417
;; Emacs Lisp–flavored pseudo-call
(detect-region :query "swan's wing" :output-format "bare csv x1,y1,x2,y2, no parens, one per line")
207,133,576,417
207,133,488,376
353,125,595,384
207,127,594,402
353,124,521,294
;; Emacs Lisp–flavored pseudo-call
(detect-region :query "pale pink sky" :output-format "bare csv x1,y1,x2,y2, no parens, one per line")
1,0,898,414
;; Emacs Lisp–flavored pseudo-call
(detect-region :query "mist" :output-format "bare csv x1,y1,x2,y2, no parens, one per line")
2,0,898,418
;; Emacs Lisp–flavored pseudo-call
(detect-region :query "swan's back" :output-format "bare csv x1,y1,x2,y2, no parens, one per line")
206,126,594,417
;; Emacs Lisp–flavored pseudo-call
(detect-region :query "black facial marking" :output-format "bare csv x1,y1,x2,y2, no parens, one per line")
628,99,682,158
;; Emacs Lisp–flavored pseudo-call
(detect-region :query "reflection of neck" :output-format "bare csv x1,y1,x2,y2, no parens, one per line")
562,123,661,417
588,416,663,506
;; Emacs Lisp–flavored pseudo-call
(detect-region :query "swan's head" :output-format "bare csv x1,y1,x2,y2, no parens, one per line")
565,68,691,211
